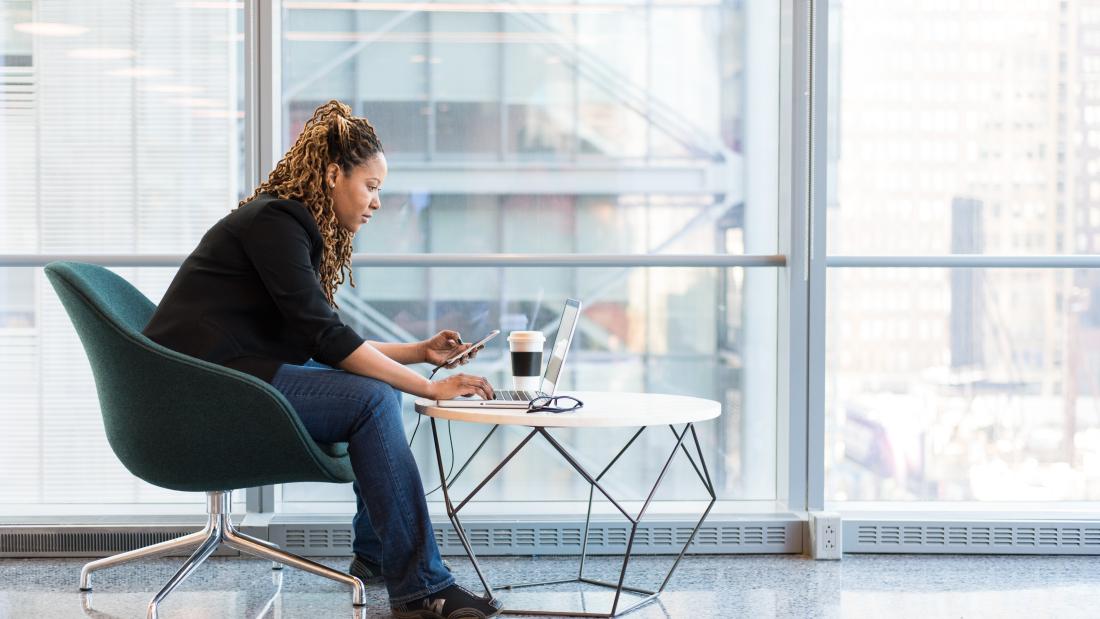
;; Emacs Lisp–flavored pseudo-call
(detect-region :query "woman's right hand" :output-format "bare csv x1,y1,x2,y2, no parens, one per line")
427,373,495,401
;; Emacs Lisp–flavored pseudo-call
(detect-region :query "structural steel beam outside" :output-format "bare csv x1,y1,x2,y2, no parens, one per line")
0,254,785,268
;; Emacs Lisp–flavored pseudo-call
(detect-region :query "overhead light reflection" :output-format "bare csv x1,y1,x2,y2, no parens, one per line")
67,48,136,60
14,22,90,37
284,1,630,13
140,84,203,94
286,31,606,44
175,1,244,8
107,67,174,78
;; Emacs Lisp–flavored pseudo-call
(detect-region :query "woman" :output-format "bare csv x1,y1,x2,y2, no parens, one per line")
142,100,501,619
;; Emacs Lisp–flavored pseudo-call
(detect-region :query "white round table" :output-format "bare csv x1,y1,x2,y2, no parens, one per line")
413,391,722,618
413,390,720,428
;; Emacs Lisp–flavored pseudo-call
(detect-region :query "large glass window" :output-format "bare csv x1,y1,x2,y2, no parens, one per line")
0,0,244,514
277,0,781,513
827,267,1100,502
825,1,1100,503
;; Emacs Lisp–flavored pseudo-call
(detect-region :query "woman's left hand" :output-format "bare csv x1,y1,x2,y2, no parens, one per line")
422,330,480,368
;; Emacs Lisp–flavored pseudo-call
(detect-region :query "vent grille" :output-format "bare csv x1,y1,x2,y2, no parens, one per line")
848,522,1100,555
0,528,237,558
272,520,799,557
9,520,1100,558
282,526,353,553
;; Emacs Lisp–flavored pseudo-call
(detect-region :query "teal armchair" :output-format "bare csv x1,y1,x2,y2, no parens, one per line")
44,261,365,619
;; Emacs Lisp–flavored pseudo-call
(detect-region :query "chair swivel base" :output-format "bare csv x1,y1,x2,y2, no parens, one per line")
77,491,366,619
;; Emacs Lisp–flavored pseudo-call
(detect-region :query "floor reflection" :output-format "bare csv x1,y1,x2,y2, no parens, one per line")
0,553,1098,618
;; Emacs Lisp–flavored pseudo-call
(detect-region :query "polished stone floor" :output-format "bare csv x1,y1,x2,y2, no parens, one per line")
1,553,1098,618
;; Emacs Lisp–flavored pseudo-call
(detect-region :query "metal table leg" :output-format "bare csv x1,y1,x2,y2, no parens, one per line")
427,418,716,618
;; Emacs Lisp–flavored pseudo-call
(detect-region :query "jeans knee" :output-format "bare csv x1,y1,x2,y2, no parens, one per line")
379,385,402,413
359,380,402,420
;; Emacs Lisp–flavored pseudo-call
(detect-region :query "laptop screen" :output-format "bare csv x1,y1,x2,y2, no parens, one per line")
539,299,581,395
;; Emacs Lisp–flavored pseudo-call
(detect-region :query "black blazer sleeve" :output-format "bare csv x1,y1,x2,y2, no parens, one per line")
238,201,365,367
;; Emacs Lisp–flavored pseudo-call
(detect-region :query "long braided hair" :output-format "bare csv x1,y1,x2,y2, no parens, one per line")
237,100,384,309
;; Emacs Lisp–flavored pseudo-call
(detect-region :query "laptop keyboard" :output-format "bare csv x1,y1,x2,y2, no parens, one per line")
493,389,537,401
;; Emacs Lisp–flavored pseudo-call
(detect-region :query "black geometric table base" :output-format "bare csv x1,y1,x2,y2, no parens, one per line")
429,418,716,617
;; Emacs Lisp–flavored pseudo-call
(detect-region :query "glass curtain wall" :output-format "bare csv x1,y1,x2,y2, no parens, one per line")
276,0,782,514
0,0,245,514
7,0,1098,525
825,0,1100,505
0,0,784,518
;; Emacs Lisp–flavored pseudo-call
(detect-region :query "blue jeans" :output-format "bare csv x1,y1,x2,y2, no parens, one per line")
270,359,454,604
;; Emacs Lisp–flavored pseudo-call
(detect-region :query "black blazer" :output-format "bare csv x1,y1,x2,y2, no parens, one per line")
142,193,365,383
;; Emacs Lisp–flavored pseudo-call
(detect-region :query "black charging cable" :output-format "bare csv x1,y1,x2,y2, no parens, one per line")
410,364,454,497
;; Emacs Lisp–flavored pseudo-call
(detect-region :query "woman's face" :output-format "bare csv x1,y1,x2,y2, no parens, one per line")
326,152,388,234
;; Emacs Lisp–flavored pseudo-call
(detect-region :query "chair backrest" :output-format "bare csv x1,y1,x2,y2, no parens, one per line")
43,261,353,492
50,260,158,337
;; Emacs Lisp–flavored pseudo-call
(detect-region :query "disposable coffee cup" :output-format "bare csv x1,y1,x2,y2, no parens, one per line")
508,331,545,391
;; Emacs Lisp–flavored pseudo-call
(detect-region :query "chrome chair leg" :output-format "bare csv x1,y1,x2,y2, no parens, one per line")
223,527,367,606
79,491,365,616
79,528,209,591
146,528,223,619
232,529,286,570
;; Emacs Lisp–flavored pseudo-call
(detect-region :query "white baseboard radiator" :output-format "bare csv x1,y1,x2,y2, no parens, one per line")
844,520,1100,555
272,519,800,557
6,519,1100,557
0,519,800,557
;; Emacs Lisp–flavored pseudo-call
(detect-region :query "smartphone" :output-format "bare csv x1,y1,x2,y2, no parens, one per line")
438,329,500,369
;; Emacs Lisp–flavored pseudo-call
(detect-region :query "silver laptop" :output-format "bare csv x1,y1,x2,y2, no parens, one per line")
436,299,581,408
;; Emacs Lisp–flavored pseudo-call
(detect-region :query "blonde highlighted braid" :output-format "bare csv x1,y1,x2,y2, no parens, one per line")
237,100,384,309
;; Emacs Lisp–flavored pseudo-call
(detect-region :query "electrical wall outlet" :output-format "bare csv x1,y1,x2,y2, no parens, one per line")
808,512,842,560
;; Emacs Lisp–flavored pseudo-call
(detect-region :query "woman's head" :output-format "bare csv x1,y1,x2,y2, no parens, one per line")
239,100,386,309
